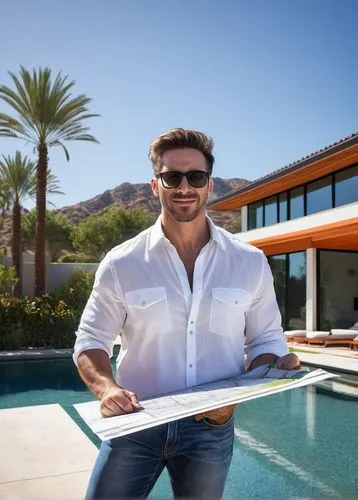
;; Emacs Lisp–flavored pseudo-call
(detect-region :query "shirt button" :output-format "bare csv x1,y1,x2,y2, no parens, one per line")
189,330,193,334
190,320,194,324
141,301,146,306
189,364,193,368
234,300,238,304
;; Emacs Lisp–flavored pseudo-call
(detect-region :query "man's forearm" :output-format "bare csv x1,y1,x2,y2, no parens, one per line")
77,349,118,399
247,353,279,371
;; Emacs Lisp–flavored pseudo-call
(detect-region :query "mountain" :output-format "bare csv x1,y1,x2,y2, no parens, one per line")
0,177,250,252
59,177,249,232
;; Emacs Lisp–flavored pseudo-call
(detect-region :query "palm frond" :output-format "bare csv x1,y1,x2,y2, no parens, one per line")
47,140,70,161
0,151,37,205
0,152,64,207
72,134,99,142
0,177,11,211
47,169,64,195
0,71,42,140
0,65,99,158
0,112,36,142
47,200,57,209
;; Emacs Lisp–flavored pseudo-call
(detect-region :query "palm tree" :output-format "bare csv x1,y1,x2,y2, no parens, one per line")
0,151,62,295
0,177,11,258
0,176,10,228
0,66,99,295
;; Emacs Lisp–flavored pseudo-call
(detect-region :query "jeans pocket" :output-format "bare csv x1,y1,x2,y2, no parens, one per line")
201,412,235,430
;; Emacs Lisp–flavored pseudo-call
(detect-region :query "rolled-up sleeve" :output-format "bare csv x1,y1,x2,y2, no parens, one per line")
73,255,127,365
245,252,288,366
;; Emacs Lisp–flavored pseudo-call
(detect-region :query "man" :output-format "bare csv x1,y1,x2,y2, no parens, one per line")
74,128,300,499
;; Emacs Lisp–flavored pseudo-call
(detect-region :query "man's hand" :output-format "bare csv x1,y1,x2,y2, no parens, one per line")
76,350,142,418
100,384,141,418
276,352,301,370
248,352,301,371
194,404,236,425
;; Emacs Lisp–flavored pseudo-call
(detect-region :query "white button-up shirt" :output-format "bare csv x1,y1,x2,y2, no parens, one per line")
73,216,288,400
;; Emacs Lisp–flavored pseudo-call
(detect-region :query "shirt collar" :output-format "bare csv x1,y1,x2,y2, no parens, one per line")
206,216,226,251
148,214,226,252
148,216,166,251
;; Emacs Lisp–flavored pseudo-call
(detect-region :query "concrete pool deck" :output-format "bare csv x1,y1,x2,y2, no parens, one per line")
287,343,358,374
0,345,357,499
0,404,97,499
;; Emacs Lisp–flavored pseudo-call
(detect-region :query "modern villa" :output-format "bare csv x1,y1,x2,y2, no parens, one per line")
210,133,358,332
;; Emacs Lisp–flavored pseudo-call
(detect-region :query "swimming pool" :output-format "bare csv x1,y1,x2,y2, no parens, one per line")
0,357,357,498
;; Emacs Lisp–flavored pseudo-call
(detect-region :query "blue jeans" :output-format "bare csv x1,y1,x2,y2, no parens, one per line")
86,415,234,499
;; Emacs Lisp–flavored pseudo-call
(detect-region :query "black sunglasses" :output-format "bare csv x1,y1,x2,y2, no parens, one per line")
156,170,210,189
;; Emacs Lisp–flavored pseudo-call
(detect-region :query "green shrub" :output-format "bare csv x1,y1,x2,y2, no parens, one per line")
0,264,19,293
0,293,76,349
0,269,96,350
57,254,98,263
53,268,96,315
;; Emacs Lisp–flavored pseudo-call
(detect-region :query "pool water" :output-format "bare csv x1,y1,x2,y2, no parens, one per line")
0,357,357,498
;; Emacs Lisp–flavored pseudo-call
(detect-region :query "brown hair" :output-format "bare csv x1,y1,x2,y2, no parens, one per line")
149,128,215,174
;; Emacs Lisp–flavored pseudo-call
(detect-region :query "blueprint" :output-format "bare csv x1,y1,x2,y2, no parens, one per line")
74,365,335,441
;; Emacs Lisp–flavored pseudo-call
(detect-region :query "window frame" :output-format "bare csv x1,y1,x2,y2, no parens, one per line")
246,163,357,230
268,250,306,331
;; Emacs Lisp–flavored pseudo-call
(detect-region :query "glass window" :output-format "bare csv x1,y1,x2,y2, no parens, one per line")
306,176,332,215
289,186,304,220
278,192,288,222
264,195,278,227
268,254,287,328
268,251,306,331
287,252,306,330
335,165,358,207
248,201,263,230
318,250,358,330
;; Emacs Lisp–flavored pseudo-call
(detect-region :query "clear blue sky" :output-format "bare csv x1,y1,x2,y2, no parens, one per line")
1,0,357,210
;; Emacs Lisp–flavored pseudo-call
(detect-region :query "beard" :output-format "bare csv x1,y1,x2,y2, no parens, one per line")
160,193,208,223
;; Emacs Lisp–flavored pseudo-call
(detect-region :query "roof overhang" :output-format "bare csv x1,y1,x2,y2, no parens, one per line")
246,217,358,256
210,137,358,211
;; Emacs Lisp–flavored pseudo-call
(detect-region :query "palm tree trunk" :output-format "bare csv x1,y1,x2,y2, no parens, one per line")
34,143,48,296
12,201,21,296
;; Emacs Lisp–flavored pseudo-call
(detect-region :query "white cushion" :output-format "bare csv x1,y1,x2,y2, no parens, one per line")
284,330,306,337
306,331,330,339
330,330,357,339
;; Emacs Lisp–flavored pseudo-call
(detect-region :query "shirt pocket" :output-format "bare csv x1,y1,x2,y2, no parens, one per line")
209,288,253,337
125,287,172,336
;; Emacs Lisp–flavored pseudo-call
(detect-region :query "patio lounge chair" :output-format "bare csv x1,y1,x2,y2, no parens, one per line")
284,331,333,345
307,330,357,347
305,331,332,345
284,330,307,343
351,336,358,351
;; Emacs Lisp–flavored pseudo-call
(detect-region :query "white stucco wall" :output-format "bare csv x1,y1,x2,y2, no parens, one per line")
241,205,248,231
306,248,317,331
2,257,99,296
